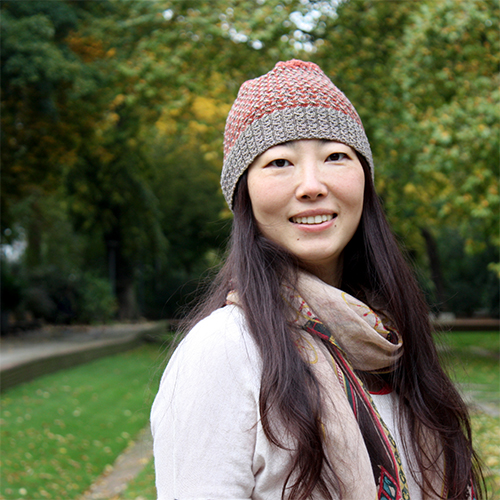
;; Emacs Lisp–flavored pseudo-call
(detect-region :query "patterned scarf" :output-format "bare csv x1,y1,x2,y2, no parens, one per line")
287,272,410,500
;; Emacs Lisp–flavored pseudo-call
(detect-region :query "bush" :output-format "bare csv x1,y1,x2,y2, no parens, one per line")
6,266,117,325
437,231,499,317
75,272,118,323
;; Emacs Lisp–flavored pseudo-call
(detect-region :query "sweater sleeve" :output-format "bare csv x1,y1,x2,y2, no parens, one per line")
151,306,262,500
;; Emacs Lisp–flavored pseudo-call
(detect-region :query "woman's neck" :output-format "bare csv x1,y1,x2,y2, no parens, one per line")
301,261,342,288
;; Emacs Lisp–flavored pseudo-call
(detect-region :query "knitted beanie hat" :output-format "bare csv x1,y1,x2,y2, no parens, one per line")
221,59,374,210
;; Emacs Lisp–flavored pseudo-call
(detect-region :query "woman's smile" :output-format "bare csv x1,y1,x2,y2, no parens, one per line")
290,212,336,225
247,139,365,285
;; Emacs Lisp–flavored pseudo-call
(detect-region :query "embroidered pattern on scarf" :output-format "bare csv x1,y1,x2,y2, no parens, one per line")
284,284,410,500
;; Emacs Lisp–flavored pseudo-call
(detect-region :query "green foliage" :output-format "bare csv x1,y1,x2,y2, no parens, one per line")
310,0,499,314
74,272,118,324
1,186,121,325
1,261,24,311
0,344,164,499
1,2,80,87
1,1,99,231
388,0,500,251
314,0,419,138
2,262,117,325
21,267,74,323
18,267,114,324
314,0,499,255
437,231,499,316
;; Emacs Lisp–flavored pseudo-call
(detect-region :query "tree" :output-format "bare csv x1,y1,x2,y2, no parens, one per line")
385,0,500,308
388,0,499,253
1,0,101,260
63,0,305,317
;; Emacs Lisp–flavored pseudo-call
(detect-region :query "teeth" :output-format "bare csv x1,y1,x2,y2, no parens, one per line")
292,214,333,224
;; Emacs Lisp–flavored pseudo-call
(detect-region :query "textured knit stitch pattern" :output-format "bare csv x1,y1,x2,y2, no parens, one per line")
221,59,374,210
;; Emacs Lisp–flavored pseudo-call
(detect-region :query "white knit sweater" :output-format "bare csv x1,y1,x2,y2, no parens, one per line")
151,305,424,499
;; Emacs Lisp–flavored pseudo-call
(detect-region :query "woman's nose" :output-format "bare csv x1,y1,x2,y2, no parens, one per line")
295,164,328,200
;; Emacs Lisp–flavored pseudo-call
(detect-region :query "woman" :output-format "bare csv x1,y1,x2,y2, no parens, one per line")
151,60,484,499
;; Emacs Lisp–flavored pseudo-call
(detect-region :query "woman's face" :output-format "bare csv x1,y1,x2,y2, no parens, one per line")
247,139,365,286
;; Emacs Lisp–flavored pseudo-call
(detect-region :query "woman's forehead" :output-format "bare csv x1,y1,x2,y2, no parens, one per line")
265,139,352,150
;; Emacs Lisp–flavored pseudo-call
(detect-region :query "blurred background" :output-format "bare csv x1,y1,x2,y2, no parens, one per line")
1,2,499,499
2,0,498,327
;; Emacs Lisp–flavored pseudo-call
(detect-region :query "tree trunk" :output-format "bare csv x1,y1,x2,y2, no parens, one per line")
105,233,138,320
116,278,138,321
420,227,448,311
26,198,42,268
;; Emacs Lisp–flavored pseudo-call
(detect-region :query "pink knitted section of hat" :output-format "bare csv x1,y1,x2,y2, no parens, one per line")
223,60,362,159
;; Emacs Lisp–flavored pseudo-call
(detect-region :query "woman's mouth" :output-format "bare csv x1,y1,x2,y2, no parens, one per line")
290,214,336,225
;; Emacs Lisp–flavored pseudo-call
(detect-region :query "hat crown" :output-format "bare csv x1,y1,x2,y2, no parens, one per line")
223,60,363,160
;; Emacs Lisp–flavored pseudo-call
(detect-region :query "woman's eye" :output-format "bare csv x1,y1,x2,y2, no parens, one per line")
268,159,291,167
327,152,347,162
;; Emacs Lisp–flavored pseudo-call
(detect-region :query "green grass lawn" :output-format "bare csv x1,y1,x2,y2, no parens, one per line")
0,343,170,500
438,331,499,386
437,331,499,411
438,331,500,498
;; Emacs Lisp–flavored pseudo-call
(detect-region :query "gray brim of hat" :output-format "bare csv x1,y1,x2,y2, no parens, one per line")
221,106,374,211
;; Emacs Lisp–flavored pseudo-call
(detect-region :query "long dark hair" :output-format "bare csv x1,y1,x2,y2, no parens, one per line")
184,156,484,499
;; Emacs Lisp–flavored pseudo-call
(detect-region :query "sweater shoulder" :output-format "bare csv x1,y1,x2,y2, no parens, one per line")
181,304,255,354
184,304,250,346
166,305,261,382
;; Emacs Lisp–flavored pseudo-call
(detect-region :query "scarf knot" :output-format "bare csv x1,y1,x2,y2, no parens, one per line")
284,272,403,373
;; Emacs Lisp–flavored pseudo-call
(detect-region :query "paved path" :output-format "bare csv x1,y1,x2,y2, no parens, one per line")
1,322,167,391
79,426,154,500
461,387,500,417
1,323,159,370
